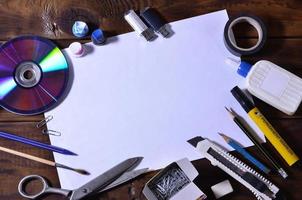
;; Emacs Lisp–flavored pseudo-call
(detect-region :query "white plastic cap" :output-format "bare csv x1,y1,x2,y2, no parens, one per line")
69,42,84,57
211,180,233,199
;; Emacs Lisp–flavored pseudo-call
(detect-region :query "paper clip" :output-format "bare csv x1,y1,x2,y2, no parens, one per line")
36,115,53,128
42,129,61,137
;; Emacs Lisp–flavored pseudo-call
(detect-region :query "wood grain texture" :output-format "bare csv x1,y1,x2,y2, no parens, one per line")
0,0,301,40
0,122,60,200
0,0,302,200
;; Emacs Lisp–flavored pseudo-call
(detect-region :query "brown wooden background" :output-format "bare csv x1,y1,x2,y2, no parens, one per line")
0,0,301,199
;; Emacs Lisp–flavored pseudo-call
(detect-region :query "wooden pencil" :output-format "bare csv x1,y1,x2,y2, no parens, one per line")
224,107,288,179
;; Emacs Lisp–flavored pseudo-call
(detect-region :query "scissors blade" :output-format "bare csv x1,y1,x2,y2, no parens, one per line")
100,168,149,192
70,157,143,200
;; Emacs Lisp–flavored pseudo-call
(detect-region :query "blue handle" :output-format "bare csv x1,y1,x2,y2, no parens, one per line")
0,131,76,155
229,140,270,174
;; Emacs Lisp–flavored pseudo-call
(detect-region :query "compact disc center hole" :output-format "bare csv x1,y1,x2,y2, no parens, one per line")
23,69,34,80
14,61,42,88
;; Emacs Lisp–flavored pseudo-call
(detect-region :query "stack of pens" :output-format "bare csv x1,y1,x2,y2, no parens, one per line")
227,86,301,179
222,106,288,179
219,132,270,174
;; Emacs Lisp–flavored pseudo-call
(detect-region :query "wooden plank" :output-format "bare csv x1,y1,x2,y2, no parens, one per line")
0,0,301,40
0,1,301,199
0,118,301,199
0,111,43,122
0,122,59,200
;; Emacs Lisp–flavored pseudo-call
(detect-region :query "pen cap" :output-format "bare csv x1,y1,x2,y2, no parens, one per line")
225,58,252,77
91,29,106,45
124,10,148,35
231,86,254,113
72,21,89,38
237,61,253,77
140,8,165,31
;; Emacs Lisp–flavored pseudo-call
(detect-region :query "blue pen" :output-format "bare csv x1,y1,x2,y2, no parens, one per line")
0,131,77,156
219,133,270,174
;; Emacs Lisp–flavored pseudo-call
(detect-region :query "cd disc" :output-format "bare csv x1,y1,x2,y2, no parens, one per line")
0,35,69,115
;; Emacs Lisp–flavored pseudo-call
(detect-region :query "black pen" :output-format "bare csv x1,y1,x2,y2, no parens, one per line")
225,107,288,179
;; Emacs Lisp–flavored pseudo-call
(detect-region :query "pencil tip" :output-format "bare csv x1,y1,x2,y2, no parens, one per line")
224,106,230,112
224,106,235,118
218,132,229,141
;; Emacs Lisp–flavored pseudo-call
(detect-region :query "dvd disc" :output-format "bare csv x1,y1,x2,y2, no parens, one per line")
0,35,69,115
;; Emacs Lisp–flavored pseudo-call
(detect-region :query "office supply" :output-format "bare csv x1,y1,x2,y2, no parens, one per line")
219,132,270,174
231,86,300,166
18,157,142,199
0,145,87,175
140,8,170,37
100,167,149,192
143,158,207,200
0,35,70,115
224,15,266,56
247,61,302,115
72,21,89,38
69,42,85,57
211,180,233,199
188,137,286,200
124,10,156,41
91,29,106,45
42,129,62,136
36,115,53,128
46,10,265,190
225,57,253,78
0,131,75,155
225,107,288,178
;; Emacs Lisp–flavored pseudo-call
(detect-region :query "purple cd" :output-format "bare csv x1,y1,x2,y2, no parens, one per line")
0,35,69,115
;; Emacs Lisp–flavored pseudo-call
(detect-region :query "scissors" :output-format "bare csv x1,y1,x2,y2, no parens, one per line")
18,157,147,200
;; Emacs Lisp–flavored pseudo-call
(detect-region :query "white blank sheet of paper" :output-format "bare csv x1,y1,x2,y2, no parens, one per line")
46,10,264,189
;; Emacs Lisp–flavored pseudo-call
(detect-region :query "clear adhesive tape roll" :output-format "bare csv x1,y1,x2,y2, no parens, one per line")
224,15,267,56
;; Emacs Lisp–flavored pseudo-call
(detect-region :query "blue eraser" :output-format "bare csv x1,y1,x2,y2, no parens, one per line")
72,21,89,38
91,29,106,45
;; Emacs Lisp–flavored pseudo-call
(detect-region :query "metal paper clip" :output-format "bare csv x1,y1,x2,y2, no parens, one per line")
36,115,53,128
42,129,61,136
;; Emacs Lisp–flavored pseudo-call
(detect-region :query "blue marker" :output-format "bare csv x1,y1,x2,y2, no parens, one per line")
219,133,270,174
0,131,77,156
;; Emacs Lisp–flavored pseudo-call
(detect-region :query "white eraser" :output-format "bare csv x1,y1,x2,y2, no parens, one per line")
211,180,233,199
